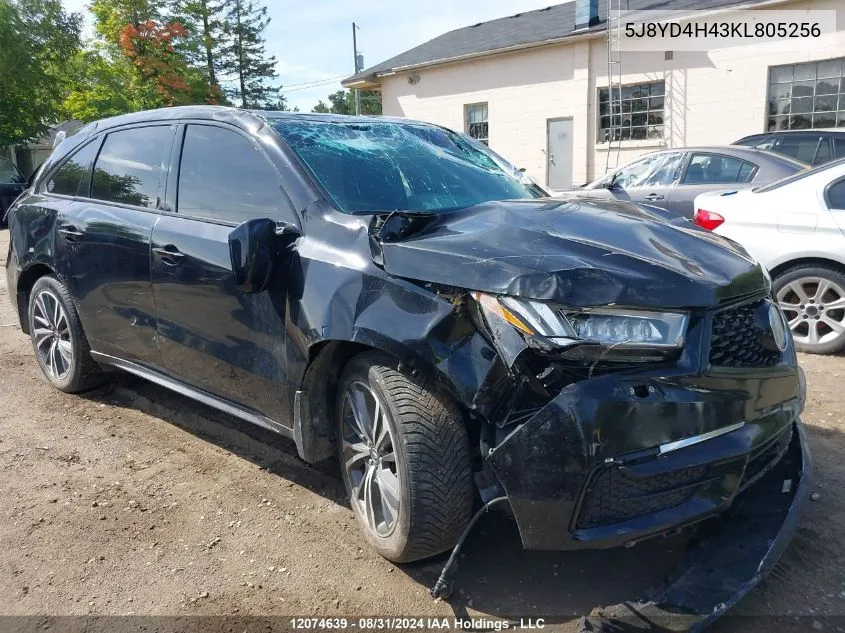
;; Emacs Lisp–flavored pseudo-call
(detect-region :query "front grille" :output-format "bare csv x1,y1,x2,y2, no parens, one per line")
709,300,782,368
578,464,708,529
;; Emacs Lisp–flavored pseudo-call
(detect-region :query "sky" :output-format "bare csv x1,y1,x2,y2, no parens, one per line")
61,0,556,112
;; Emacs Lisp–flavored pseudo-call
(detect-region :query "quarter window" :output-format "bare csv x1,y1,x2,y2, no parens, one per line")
829,180,845,210
47,140,100,197
767,57,845,131
682,154,758,184
464,103,489,145
598,81,665,142
177,125,283,223
91,126,173,209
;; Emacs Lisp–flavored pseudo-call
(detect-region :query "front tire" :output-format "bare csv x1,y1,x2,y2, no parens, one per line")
27,275,105,392
773,264,845,355
336,352,473,563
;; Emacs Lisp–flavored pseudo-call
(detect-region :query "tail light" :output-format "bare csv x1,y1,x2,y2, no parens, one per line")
694,209,725,231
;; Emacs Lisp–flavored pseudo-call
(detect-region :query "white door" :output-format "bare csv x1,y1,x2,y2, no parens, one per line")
547,118,573,190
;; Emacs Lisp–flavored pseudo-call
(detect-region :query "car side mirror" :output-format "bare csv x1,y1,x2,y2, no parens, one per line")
228,217,301,294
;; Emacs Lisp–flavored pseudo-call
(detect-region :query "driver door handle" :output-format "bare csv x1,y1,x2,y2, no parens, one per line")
153,245,185,266
644,193,665,201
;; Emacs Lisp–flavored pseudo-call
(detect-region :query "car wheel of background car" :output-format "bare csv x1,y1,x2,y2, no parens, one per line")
27,276,106,393
336,351,473,563
774,265,845,354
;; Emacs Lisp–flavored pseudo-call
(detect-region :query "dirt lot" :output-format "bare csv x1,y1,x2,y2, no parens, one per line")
1,227,844,631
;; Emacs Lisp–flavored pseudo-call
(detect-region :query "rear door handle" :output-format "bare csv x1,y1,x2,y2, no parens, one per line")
644,193,665,201
58,225,84,243
152,245,185,266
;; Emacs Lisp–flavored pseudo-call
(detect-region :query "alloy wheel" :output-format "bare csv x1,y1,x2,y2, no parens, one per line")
340,380,401,538
31,290,73,380
776,276,845,348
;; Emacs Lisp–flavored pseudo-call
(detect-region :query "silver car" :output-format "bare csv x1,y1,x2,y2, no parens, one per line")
570,146,805,217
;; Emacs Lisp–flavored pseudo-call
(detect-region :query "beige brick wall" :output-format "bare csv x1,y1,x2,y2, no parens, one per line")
379,0,845,188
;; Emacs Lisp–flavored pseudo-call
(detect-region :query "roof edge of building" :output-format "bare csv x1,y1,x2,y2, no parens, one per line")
341,0,794,88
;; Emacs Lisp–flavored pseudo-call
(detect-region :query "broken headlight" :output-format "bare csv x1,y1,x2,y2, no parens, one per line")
486,294,688,349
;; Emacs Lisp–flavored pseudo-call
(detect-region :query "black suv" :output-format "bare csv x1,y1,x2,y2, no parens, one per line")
734,129,845,166
5,107,810,619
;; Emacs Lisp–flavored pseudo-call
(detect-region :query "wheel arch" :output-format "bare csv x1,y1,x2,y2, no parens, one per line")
293,337,478,465
770,257,845,280
14,262,57,334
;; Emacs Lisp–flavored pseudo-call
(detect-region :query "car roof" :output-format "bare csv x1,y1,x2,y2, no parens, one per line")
75,105,434,136
735,130,845,141
646,145,806,165
739,129,845,136
650,145,786,154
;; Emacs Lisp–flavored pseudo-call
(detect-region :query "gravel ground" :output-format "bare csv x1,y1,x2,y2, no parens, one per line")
1,228,843,632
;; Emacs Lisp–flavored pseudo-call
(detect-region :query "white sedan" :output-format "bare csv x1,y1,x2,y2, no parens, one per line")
693,158,845,354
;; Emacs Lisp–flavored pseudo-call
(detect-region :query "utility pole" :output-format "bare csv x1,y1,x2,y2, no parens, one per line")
352,22,361,115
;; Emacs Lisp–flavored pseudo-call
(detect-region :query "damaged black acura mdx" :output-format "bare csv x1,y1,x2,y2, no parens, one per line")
6,107,810,624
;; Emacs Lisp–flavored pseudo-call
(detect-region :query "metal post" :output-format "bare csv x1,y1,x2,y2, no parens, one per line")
352,22,361,115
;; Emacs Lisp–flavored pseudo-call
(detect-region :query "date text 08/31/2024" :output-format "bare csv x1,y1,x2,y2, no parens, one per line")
289,617,546,630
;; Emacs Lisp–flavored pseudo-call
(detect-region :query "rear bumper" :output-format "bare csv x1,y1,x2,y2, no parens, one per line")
486,364,805,551
580,420,811,632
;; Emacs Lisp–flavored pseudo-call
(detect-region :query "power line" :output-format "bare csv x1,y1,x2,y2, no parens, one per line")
282,78,346,93
281,75,346,89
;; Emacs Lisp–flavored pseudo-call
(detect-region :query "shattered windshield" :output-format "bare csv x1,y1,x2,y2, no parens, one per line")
272,119,539,214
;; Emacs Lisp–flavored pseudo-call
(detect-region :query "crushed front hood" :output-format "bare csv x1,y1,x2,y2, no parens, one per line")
371,198,764,308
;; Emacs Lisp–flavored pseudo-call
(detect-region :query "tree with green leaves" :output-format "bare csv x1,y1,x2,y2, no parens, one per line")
312,100,330,113
311,89,381,115
63,46,155,122
0,0,82,147
90,0,160,45
69,0,222,120
171,0,226,90
218,0,280,108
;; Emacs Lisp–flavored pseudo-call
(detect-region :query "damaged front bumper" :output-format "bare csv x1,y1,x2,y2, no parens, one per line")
580,421,811,632
483,361,810,630
486,364,806,551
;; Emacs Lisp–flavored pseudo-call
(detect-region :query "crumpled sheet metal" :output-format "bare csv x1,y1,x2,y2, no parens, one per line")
372,199,766,309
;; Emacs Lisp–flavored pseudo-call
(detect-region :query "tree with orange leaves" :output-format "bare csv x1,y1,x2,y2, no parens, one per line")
119,19,221,106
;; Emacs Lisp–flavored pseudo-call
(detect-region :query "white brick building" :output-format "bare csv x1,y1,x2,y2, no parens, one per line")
343,0,845,190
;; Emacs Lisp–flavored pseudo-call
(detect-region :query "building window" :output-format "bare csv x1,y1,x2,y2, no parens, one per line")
465,103,489,145
598,81,665,143
767,57,845,130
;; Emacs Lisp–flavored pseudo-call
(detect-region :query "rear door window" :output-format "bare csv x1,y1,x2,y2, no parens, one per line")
835,138,845,159
682,153,758,184
176,124,285,224
777,135,821,164
47,140,101,197
91,126,174,209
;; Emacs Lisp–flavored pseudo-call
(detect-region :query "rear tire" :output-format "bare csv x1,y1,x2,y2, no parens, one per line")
27,276,106,392
773,264,845,355
336,352,473,563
